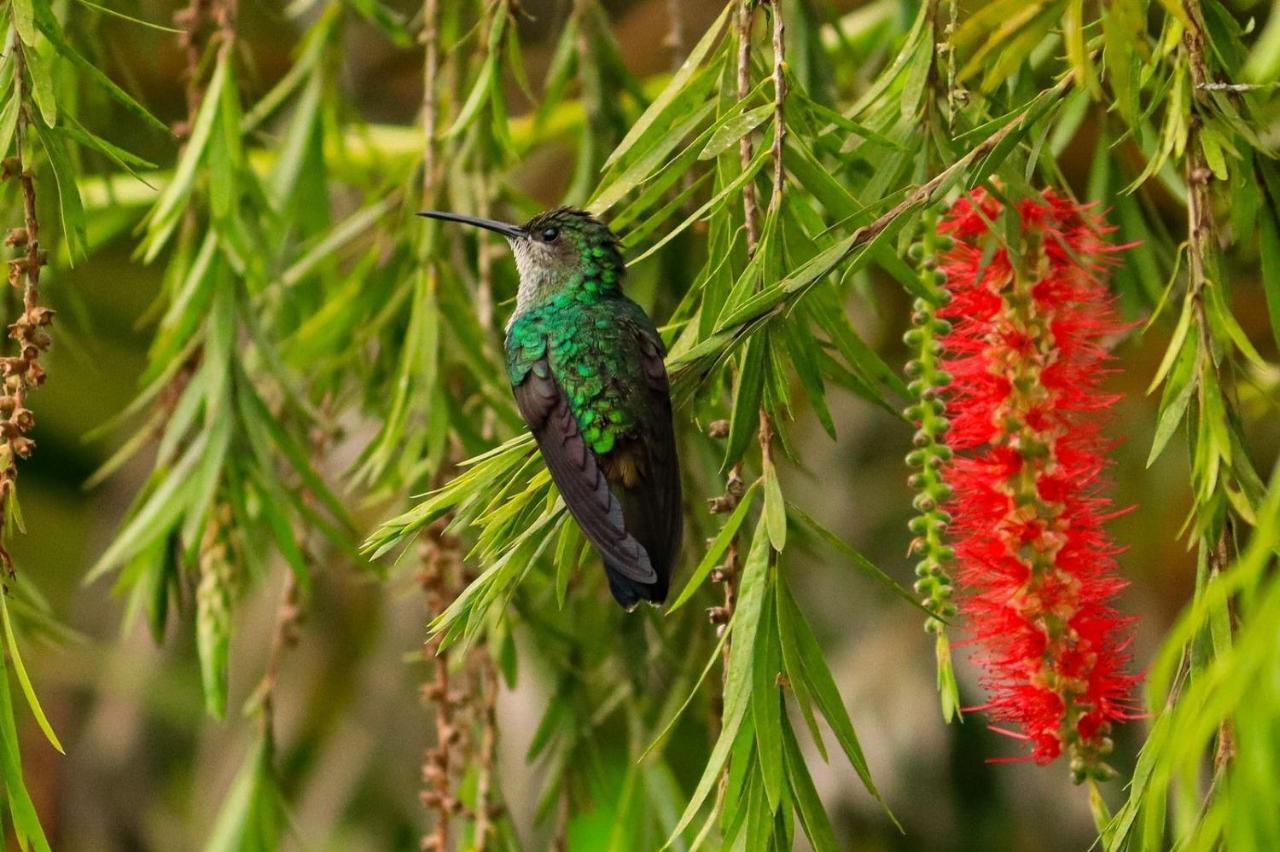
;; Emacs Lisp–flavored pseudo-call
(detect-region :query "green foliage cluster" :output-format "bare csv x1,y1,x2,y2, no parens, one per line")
0,0,1276,849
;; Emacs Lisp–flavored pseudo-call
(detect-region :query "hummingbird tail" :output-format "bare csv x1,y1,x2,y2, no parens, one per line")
605,559,668,610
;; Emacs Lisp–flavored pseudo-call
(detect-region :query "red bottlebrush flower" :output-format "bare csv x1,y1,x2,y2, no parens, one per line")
936,188,1139,781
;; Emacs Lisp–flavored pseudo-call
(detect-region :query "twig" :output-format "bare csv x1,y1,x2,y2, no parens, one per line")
1182,0,1238,790
665,0,686,69
1197,81,1275,92
173,0,213,138
707,0,762,703
0,40,53,577
766,0,785,217
736,1,761,252
772,87,1052,306
415,6,463,849
553,784,570,852
421,0,439,209
471,646,500,851
258,406,334,746
258,572,301,744
419,523,463,852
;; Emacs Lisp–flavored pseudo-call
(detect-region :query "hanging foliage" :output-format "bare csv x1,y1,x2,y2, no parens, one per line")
0,0,1275,849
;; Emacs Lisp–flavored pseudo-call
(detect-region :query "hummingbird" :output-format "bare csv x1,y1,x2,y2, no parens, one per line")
419,207,682,609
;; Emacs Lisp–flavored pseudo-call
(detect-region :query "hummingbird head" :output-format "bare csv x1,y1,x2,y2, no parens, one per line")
418,207,624,315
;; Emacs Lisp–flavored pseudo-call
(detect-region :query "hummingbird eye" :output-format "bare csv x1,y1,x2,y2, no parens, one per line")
541,226,559,242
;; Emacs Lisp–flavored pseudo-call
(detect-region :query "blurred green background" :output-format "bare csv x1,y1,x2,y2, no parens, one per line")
14,0,1278,849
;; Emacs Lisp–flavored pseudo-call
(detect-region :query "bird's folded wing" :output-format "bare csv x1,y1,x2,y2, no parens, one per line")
512,362,657,584
634,327,682,571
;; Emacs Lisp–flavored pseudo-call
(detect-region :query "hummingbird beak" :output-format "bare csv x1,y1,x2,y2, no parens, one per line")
417,210,525,239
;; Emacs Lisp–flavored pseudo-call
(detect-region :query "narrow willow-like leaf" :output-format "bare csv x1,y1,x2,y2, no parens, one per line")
668,480,760,613
0,651,51,852
603,1,732,170
0,596,62,754
781,713,839,852
777,575,895,823
666,521,770,845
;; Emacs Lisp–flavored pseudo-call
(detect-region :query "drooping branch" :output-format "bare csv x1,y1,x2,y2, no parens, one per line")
416,5,452,849
706,0,762,699
469,645,500,851
1179,0,1238,784
419,523,462,852
258,573,301,745
0,41,53,577
736,1,761,253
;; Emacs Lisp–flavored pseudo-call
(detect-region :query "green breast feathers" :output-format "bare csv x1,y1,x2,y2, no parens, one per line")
505,300,655,457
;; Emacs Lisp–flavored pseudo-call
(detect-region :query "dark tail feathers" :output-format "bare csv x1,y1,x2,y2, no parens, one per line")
605,559,668,610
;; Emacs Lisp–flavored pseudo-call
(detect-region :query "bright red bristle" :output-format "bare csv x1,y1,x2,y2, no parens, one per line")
936,188,1140,781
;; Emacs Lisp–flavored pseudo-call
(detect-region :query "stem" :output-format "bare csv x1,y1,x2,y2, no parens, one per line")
553,783,570,852
421,0,439,210
665,0,686,69
420,525,461,852
174,0,213,137
712,0,788,821
258,405,333,747
0,37,52,576
258,572,301,745
1181,0,1239,798
471,647,499,851
735,80,1060,324
766,0,785,216
757,0,783,523
736,1,761,252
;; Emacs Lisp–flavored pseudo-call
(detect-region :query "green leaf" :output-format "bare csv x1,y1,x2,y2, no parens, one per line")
447,55,495,138
789,504,926,614
763,456,786,552
12,0,37,44
781,714,839,852
34,122,87,260
1259,210,1280,352
668,480,760,613
61,117,158,176
145,53,227,261
87,442,208,586
1147,332,1197,467
0,650,51,852
666,521,770,846
640,629,729,762
590,99,716,212
724,336,766,470
24,46,56,127
0,595,62,754
1147,298,1194,394
700,103,773,160
342,0,412,47
0,94,20,162
752,597,783,812
777,576,895,822
780,313,835,438
235,372,355,536
553,519,583,609
72,0,183,32
205,738,288,852
627,133,772,266
603,1,732,170
34,8,169,134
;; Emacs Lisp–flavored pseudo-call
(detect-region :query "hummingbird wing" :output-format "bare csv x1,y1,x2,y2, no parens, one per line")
510,361,658,587
613,319,681,599
507,301,681,607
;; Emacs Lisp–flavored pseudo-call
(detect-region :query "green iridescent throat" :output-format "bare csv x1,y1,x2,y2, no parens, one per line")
505,212,655,458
